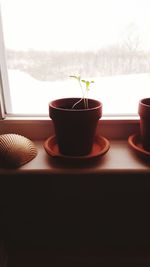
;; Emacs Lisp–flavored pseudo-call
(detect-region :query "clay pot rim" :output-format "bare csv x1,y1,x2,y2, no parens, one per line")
139,98,150,108
49,98,102,112
138,97,150,118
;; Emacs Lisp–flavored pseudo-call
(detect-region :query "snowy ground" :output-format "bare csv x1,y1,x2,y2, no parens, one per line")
7,70,150,116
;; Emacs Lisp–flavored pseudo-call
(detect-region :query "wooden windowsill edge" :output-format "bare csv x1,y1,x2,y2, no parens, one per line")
0,140,149,175
1,117,149,175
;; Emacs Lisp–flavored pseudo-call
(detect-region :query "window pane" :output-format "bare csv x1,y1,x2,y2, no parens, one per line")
1,0,150,115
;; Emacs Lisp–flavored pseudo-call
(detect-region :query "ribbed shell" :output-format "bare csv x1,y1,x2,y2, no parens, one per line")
0,134,37,167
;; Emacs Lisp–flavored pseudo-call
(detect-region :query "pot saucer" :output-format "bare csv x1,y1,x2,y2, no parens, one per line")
43,135,110,161
128,134,150,160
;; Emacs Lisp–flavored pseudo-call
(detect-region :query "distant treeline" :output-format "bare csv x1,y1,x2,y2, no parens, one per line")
6,47,150,81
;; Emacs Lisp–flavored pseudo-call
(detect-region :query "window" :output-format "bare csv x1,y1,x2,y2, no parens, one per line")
0,0,150,117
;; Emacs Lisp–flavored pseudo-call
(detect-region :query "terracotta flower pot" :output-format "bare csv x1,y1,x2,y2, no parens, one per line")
138,98,150,151
49,98,102,156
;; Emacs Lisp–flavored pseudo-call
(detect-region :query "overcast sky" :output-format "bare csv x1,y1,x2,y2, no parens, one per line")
1,0,150,51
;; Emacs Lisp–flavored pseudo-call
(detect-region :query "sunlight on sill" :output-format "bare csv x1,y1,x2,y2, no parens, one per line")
3,114,139,121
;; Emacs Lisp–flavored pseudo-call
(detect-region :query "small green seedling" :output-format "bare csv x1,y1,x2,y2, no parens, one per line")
69,75,94,109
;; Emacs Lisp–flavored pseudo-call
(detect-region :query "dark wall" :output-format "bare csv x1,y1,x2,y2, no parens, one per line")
0,173,150,265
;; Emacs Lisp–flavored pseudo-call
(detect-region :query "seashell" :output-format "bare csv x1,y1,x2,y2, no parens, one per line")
0,134,37,168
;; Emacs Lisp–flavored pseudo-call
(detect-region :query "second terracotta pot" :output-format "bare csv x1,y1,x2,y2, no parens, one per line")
49,98,102,156
138,98,150,151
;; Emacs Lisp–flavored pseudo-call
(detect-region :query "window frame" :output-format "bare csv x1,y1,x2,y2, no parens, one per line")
0,116,140,142
0,8,12,119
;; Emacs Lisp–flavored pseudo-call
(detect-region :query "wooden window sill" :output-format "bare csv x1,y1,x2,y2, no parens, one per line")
0,118,149,175
0,139,149,175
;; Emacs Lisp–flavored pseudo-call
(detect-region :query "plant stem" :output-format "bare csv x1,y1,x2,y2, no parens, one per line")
86,84,89,109
79,79,86,108
86,94,88,109
72,98,84,109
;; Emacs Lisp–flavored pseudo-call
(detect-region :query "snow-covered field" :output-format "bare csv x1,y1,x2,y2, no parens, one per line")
8,70,150,115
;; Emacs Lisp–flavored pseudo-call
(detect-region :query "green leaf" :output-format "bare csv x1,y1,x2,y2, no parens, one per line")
70,75,81,81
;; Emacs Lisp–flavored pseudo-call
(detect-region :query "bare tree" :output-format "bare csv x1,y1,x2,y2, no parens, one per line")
122,22,142,53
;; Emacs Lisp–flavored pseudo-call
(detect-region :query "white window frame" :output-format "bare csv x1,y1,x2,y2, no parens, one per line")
0,8,12,119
